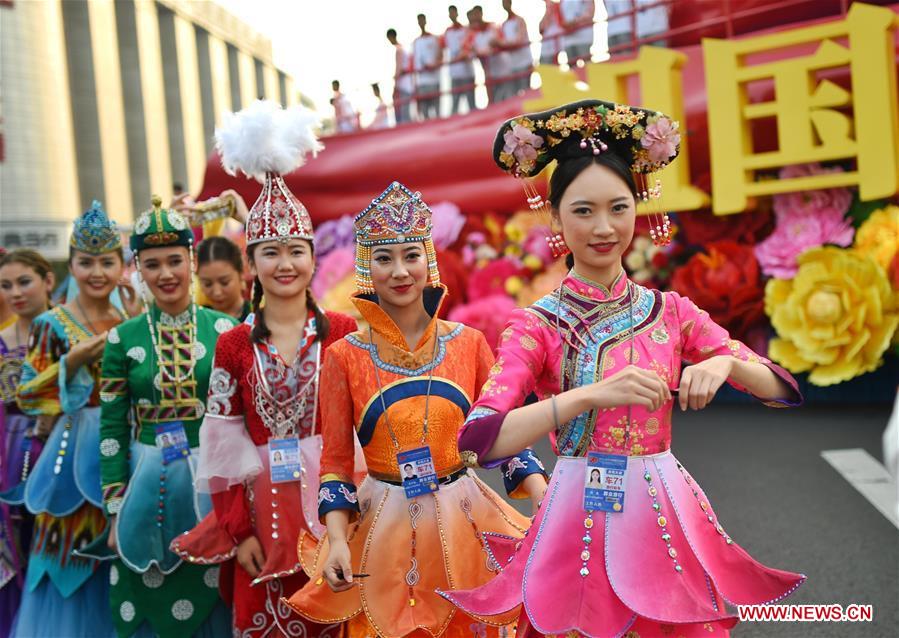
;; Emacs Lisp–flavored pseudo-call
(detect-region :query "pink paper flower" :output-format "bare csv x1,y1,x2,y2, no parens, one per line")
448,294,518,352
773,164,852,219
311,247,355,299
522,224,553,265
430,201,467,249
755,166,854,279
503,123,544,165
640,117,680,163
755,215,855,279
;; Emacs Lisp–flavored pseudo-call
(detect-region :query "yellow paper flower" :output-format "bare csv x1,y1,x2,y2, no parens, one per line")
505,276,524,296
854,205,899,272
765,247,899,386
523,254,543,271
321,272,362,323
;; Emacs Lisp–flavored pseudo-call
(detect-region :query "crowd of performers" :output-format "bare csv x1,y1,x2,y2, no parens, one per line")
0,97,804,638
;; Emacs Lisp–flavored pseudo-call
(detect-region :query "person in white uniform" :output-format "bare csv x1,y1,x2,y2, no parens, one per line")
413,13,443,120
332,80,359,133
539,0,564,65
469,5,510,104
499,0,533,96
605,0,635,55
444,5,476,114
370,83,390,129
387,28,414,124
560,0,595,64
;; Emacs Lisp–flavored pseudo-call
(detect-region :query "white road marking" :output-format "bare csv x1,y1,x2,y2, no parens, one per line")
821,448,899,530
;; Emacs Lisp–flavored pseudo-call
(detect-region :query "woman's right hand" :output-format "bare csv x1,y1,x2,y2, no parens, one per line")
591,365,671,412
322,539,354,592
107,517,118,552
236,536,266,578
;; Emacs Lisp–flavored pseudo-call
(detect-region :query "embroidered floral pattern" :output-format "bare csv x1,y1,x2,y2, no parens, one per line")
206,367,237,416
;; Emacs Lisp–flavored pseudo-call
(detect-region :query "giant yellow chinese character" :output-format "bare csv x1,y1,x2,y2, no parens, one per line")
704,3,899,214
528,46,708,213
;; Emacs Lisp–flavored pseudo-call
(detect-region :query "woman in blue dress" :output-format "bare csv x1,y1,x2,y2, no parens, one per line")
12,202,141,636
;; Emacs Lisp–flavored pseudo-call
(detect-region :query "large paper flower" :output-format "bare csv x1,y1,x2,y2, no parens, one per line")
448,294,519,352
678,209,773,246
754,211,854,280
853,205,899,272
754,176,855,280
772,164,852,218
430,201,467,250
671,240,766,341
521,224,554,266
314,215,355,257
624,235,660,286
640,117,681,164
311,247,355,299
765,247,899,386
467,256,526,299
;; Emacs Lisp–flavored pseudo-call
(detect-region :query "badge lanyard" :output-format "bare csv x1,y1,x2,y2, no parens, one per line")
369,325,442,498
368,325,440,450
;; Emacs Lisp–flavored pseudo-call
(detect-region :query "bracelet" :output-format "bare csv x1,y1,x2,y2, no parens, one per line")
550,393,559,430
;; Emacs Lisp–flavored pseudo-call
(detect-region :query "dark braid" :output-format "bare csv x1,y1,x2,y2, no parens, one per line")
250,275,269,343
306,289,330,344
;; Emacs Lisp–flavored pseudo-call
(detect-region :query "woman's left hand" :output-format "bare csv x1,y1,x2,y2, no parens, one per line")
678,355,733,412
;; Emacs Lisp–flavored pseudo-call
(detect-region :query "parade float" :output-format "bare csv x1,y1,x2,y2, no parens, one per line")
197,1,899,401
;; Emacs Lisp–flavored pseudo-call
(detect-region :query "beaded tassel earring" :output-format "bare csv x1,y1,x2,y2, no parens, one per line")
637,175,671,247
424,238,441,288
522,179,570,258
546,232,571,259
354,243,375,294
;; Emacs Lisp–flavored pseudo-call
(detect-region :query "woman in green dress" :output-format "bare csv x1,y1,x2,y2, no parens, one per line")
99,196,237,637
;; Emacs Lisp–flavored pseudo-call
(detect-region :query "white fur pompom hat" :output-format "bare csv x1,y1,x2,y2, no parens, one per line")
215,99,323,245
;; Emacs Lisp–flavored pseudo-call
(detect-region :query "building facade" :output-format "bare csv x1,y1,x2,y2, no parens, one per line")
0,0,300,257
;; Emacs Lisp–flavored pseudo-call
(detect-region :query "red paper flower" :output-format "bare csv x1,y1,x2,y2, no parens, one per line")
670,240,766,341
678,209,774,247
436,249,469,318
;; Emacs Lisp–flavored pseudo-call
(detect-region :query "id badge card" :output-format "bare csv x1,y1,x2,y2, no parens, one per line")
269,437,302,484
583,451,628,513
155,421,190,464
396,446,439,499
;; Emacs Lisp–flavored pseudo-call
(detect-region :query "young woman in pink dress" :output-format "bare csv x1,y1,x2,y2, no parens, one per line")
439,99,806,637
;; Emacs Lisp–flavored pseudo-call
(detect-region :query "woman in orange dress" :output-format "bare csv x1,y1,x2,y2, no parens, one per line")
283,182,547,638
